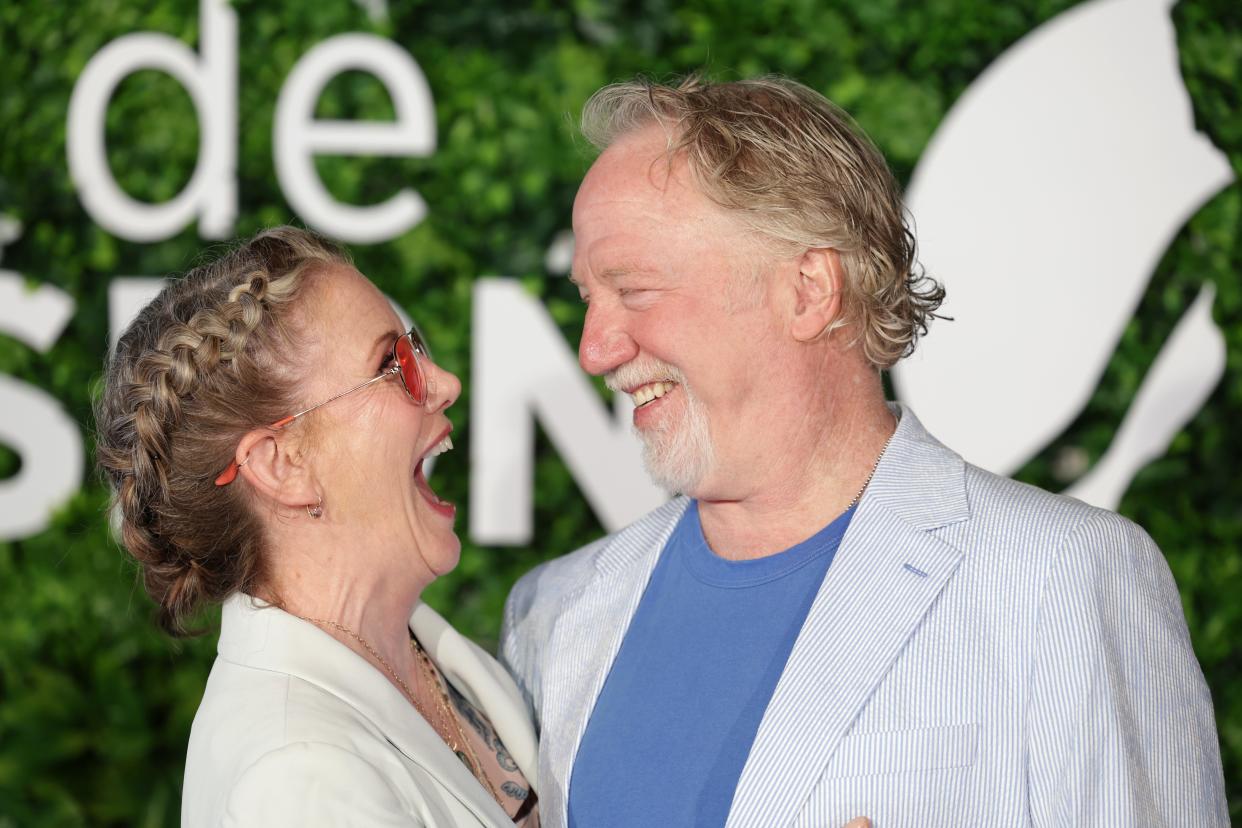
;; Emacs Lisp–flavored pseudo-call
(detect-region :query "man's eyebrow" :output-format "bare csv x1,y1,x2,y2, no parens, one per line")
569,265,658,288
580,266,656,282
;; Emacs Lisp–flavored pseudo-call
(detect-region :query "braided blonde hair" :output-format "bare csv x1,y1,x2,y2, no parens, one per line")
581,75,946,369
95,226,350,636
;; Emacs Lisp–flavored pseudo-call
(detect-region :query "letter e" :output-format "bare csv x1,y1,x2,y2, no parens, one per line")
274,34,435,244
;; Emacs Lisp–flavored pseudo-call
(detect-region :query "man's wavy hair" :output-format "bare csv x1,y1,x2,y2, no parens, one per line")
581,75,946,370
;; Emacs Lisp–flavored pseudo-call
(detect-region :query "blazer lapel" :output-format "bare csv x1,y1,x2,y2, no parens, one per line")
218,595,514,828
537,497,690,826
726,405,972,828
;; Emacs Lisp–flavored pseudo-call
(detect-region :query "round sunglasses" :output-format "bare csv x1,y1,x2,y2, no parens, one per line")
214,325,433,486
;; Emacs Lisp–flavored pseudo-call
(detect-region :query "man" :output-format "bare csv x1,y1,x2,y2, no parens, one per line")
500,76,1228,827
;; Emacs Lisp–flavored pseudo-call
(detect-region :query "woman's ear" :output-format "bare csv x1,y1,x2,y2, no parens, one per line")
790,248,845,342
233,429,319,510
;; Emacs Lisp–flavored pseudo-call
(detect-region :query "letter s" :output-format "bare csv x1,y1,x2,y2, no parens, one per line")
0,271,84,540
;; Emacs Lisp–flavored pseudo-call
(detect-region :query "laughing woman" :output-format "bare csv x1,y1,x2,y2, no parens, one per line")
95,227,538,826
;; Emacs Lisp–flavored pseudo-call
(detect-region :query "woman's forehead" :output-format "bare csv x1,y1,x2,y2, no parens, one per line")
305,267,400,355
314,266,394,317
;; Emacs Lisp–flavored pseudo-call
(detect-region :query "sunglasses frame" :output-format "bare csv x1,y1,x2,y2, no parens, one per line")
214,326,433,486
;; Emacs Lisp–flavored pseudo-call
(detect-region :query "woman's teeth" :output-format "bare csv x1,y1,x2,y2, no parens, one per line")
630,382,674,407
425,434,453,459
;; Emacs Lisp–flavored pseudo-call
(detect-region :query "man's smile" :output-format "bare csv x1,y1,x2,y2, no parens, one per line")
628,380,677,407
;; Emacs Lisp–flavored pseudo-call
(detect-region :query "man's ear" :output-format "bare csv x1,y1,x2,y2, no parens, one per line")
233,429,319,510
790,248,844,342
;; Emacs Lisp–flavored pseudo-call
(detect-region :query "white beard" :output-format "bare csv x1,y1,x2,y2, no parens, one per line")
608,358,717,495
636,383,716,495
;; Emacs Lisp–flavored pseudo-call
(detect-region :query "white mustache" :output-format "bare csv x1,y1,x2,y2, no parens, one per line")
605,358,686,393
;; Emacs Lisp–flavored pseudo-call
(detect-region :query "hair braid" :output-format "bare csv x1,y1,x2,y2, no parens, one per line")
95,227,350,636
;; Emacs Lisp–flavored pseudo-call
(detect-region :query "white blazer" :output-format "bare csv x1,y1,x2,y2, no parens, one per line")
501,404,1227,828
182,593,538,827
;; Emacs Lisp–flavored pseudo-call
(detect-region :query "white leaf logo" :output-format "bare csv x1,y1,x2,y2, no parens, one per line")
893,0,1233,508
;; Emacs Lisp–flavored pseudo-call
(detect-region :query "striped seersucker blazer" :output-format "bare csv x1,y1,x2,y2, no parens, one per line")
500,404,1228,827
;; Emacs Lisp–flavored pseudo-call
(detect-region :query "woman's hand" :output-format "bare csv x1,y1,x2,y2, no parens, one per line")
843,818,872,828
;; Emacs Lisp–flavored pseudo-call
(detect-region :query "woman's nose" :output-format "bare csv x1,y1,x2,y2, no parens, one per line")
424,360,461,413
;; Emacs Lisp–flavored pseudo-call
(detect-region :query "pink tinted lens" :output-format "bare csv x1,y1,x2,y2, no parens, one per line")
394,334,426,403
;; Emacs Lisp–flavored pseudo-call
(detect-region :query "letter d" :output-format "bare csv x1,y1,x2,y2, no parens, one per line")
67,0,237,242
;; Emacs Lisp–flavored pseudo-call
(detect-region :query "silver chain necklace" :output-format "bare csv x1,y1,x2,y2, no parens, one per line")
846,416,898,511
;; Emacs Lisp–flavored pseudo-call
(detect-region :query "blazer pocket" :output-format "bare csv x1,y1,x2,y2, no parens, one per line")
820,723,979,779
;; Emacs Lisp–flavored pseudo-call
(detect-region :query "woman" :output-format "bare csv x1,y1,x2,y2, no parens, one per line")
95,227,538,826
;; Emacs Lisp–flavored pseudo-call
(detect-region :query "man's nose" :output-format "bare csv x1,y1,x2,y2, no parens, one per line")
579,302,638,376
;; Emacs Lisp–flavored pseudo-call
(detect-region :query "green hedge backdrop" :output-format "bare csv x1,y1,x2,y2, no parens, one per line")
1,0,1238,823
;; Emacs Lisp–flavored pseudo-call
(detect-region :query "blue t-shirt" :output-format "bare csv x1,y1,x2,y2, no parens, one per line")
567,501,855,828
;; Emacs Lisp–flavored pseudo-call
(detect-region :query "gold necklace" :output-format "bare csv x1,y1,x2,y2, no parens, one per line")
297,615,502,806
846,416,898,511
410,638,502,804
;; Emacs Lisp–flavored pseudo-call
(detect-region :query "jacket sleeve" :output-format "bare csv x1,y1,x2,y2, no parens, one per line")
500,564,543,727
222,742,421,827
499,536,612,736
1025,510,1228,827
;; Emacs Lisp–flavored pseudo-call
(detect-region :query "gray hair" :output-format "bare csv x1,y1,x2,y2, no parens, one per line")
581,75,945,369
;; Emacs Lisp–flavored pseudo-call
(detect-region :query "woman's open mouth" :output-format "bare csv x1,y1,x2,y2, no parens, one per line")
414,430,456,518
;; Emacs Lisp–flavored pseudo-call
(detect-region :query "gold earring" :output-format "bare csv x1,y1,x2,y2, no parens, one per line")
306,496,324,519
